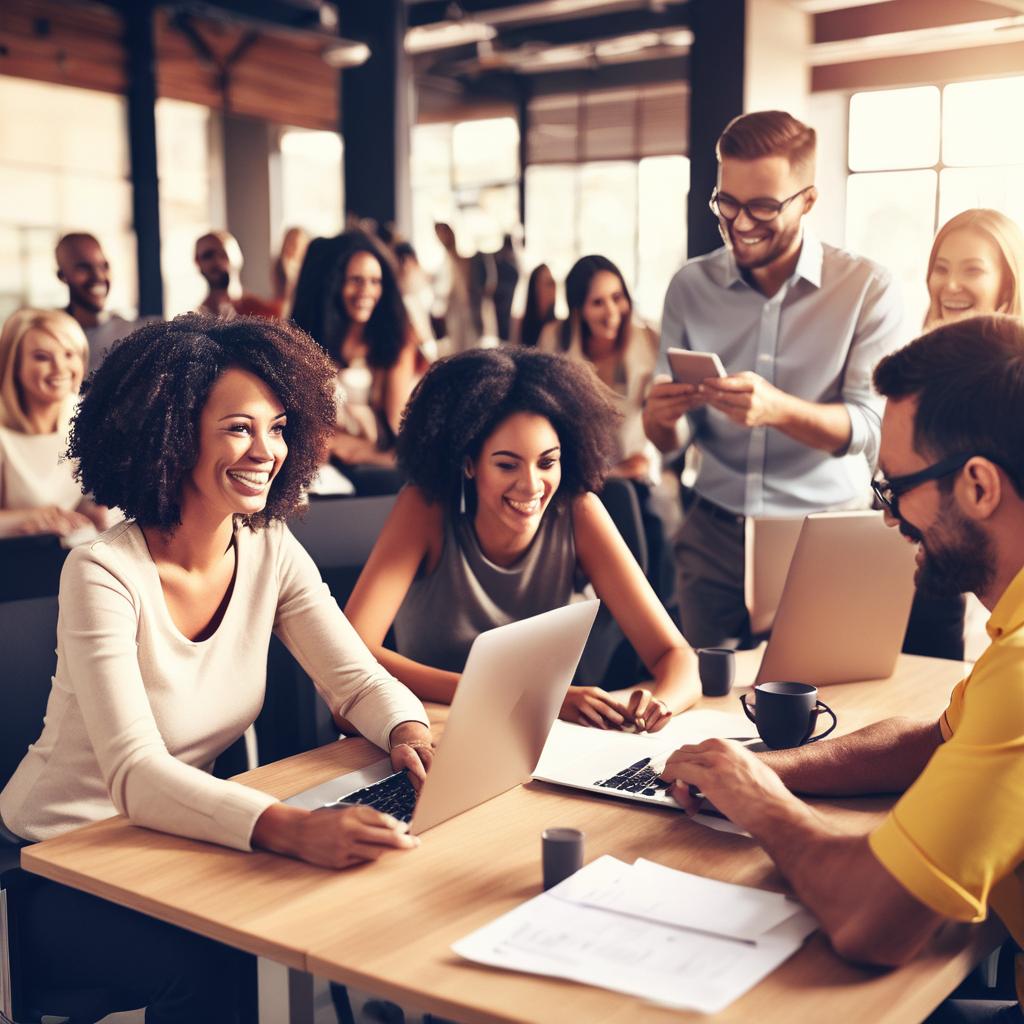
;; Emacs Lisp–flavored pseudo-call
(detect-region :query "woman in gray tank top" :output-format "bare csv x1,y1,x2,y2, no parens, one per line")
346,347,700,731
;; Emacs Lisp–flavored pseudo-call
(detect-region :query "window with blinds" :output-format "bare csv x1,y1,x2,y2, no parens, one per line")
527,83,688,165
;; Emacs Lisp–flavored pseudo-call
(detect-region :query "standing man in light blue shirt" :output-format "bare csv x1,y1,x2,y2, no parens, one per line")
643,110,907,648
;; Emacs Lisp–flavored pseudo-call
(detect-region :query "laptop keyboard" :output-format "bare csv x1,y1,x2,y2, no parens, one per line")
594,757,671,798
322,771,417,823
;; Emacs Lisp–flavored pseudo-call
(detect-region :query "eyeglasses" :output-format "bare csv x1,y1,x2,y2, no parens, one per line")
871,451,978,519
709,186,814,223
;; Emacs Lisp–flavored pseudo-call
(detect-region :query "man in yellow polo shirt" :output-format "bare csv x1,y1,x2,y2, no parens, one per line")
661,314,1024,1021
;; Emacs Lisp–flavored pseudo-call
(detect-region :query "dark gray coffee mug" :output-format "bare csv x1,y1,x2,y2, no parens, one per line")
542,828,584,890
698,648,735,697
739,681,837,749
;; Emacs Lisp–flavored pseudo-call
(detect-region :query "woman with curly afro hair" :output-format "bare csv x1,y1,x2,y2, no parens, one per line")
0,314,432,1023
345,346,700,732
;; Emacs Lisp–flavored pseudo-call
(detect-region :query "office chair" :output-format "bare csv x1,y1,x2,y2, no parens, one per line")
0,536,68,605
258,495,398,763
575,477,649,688
0,595,111,1024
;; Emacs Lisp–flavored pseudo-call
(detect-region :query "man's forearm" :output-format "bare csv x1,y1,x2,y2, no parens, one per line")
773,396,852,454
759,716,943,796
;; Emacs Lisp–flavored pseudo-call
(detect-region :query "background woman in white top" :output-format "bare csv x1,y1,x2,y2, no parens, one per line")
0,314,432,1022
0,308,112,538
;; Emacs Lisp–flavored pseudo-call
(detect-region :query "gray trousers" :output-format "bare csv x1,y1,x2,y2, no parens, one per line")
673,498,749,650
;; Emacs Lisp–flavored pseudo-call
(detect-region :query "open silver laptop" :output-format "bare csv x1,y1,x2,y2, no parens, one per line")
534,511,915,820
744,516,804,636
753,510,917,686
285,599,600,835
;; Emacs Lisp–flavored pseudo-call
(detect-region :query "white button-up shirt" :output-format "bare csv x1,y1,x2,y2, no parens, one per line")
658,231,908,517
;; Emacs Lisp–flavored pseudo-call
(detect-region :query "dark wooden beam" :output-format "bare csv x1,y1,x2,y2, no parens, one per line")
490,7,689,48
121,0,164,316
408,0,557,29
814,0,1012,44
813,38,1024,92
341,0,412,231
522,56,689,97
687,0,742,258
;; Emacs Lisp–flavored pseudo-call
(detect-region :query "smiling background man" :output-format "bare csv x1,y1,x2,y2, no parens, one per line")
643,110,907,649
55,232,146,368
660,315,1024,1023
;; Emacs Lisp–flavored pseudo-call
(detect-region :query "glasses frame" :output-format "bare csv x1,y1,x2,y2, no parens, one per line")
871,451,979,518
709,185,814,223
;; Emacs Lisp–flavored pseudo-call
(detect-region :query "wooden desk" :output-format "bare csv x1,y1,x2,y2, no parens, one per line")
22,655,1000,1023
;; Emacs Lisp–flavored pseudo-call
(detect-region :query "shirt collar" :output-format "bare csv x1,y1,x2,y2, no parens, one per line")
793,228,823,288
986,563,1024,640
716,227,823,291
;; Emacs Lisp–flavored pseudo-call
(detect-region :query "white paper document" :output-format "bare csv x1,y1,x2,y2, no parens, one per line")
452,856,818,1014
555,857,803,942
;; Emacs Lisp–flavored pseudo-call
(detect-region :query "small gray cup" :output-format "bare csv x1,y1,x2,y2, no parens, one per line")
542,828,584,890
698,647,735,697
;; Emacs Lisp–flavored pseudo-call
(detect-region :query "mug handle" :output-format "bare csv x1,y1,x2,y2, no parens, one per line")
805,700,837,743
740,693,756,724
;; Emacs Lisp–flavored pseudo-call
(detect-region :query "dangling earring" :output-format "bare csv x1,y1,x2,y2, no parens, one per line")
461,462,473,516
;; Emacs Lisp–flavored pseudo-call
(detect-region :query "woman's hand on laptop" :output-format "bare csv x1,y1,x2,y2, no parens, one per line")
252,802,419,869
559,687,632,729
624,689,672,733
389,721,435,792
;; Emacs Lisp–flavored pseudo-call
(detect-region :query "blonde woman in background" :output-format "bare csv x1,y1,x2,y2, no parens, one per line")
925,208,1024,327
0,309,114,538
909,208,1024,663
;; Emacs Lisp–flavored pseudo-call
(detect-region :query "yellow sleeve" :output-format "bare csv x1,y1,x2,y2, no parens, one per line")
870,647,1024,922
938,677,967,741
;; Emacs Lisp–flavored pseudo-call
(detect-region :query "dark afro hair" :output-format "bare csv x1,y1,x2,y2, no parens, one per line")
396,347,621,511
68,313,337,530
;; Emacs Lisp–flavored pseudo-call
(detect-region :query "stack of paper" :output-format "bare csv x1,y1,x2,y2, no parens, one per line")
452,856,818,1014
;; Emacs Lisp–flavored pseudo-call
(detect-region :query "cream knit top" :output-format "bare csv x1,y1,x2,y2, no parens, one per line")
0,519,428,850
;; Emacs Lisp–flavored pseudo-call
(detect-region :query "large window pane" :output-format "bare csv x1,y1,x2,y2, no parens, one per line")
411,124,454,273
848,87,939,172
523,164,578,303
938,165,1024,233
157,98,217,317
280,127,344,239
578,162,638,294
451,117,518,188
846,170,936,326
0,78,136,319
943,77,1024,167
453,183,518,257
637,155,689,323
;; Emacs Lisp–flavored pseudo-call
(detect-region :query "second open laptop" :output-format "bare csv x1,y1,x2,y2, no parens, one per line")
751,509,917,687
534,510,917,818
284,599,600,835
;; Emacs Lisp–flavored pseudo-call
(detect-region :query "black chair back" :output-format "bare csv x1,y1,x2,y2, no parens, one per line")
0,596,59,791
0,535,68,604
575,478,649,688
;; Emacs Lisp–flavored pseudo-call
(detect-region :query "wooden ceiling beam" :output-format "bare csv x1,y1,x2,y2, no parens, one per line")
814,0,1016,44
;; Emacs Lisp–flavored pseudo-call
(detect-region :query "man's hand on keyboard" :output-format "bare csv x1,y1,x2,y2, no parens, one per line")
658,738,797,832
